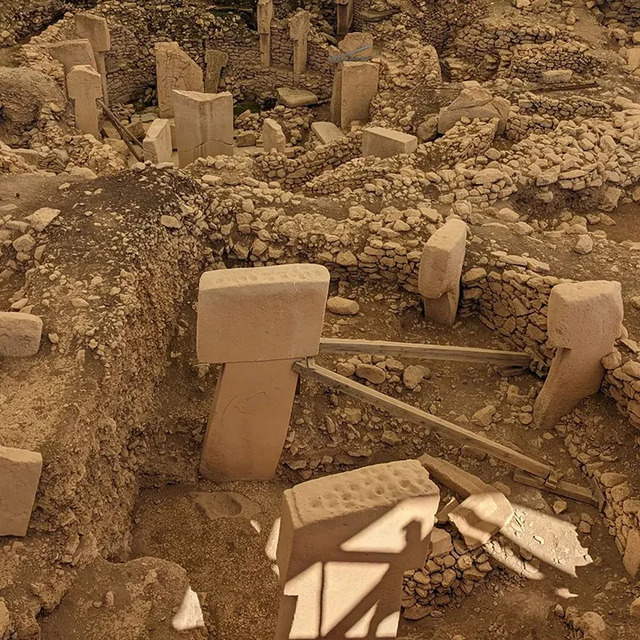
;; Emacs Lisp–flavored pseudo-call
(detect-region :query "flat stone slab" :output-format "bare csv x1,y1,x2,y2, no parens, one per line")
276,87,318,107
0,312,43,357
0,445,43,537
311,121,346,144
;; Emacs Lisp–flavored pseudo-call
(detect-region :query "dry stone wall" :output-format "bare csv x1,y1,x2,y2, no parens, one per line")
591,0,640,27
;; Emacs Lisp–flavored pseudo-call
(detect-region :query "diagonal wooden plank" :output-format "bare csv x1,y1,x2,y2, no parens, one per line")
294,360,553,480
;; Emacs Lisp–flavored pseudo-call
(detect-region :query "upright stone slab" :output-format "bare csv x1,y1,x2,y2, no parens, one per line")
263,118,286,153
0,312,43,357
173,90,233,167
290,10,310,86
418,219,468,326
275,460,440,639
48,39,97,77
155,42,204,119
67,64,103,139
330,32,374,128
335,0,354,36
258,0,274,69
204,49,228,93
0,446,43,537
196,264,330,480
75,13,111,106
335,61,378,130
362,127,418,158
143,118,173,164
534,281,623,429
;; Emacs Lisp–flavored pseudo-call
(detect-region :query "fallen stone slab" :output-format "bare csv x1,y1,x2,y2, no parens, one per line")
448,491,514,550
276,87,318,107
0,312,43,357
311,121,347,144
25,207,61,232
0,445,43,537
362,126,418,158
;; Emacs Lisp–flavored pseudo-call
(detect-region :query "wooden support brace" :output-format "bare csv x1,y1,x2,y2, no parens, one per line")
97,98,144,161
294,359,554,480
318,338,531,367
513,469,597,507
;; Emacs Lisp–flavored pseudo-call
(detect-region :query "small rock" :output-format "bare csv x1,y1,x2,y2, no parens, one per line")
160,215,181,229
472,405,496,427
403,364,428,390
574,234,593,255
326,296,360,316
355,363,386,384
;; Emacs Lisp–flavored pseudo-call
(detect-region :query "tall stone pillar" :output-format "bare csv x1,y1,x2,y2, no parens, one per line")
534,281,623,428
173,90,233,167
418,219,468,326
290,10,310,86
67,64,103,139
258,0,274,69
196,264,330,481
335,0,354,36
275,460,440,639
204,49,228,93
75,13,111,107
330,33,376,130
156,42,204,119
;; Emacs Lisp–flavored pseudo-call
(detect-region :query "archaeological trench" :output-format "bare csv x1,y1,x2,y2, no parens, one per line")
2,0,640,639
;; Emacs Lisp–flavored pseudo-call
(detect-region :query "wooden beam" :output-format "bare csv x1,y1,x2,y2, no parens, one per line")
319,338,530,367
97,98,144,162
513,470,597,507
295,360,553,480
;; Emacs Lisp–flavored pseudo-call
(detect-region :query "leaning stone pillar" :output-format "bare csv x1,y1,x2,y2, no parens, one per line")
275,460,440,639
263,118,286,153
173,90,233,167
418,219,468,326
67,64,103,139
75,12,111,107
534,281,623,428
155,42,204,118
290,10,310,86
258,0,274,69
196,264,330,481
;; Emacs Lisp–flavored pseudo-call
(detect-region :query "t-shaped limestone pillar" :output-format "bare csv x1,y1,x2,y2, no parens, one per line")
418,219,468,326
143,118,173,164
290,10,311,86
67,64,103,139
75,12,111,106
258,0,274,69
156,42,204,119
48,39,97,78
275,460,440,639
196,264,330,481
173,90,233,167
204,49,228,93
534,281,623,429
263,118,286,153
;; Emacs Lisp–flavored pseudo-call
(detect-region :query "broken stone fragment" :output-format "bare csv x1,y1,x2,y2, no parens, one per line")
0,445,43,537
0,312,43,357
25,207,61,232
403,364,428,390
355,362,386,384
326,296,359,315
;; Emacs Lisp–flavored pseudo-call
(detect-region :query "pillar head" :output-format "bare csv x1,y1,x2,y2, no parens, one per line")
196,264,330,364
66,64,103,101
75,12,111,52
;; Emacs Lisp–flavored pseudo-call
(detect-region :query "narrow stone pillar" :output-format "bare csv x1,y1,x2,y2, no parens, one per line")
290,10,310,86
335,0,354,36
173,90,233,167
67,64,103,139
0,445,43,537
155,42,204,119
330,32,374,129
48,39,97,78
263,118,286,153
196,264,330,481
534,281,623,429
418,219,468,326
204,49,228,93
75,13,111,107
143,118,173,164
275,460,440,639
258,0,274,69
